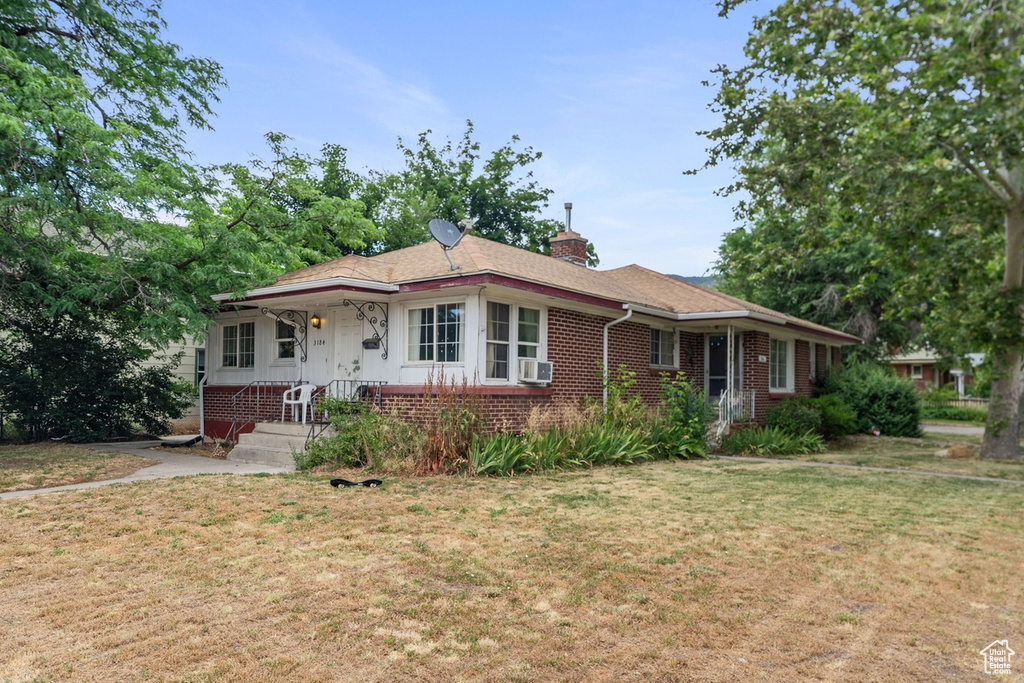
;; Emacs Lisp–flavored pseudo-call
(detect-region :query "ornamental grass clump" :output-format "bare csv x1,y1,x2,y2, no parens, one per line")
417,368,488,475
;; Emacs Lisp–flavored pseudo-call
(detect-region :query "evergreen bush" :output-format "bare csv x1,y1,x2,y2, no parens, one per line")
766,398,822,436
819,363,922,437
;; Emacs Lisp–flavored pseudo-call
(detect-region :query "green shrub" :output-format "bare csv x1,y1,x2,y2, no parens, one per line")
812,394,858,440
817,363,922,437
593,364,650,431
653,374,713,458
0,313,193,442
297,405,425,473
766,398,822,436
720,426,825,456
921,404,988,422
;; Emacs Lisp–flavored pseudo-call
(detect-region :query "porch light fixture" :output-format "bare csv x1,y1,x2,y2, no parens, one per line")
310,313,322,329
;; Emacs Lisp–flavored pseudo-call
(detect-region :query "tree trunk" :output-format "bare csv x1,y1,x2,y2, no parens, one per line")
982,203,1024,460
983,351,1022,459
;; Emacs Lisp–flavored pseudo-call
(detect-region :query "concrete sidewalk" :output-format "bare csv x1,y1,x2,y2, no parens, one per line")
0,441,292,500
921,423,985,436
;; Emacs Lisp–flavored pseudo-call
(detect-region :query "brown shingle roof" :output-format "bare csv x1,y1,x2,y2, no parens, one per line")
267,235,859,342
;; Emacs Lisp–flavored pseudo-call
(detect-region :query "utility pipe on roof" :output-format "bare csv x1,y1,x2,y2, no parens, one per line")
603,307,633,413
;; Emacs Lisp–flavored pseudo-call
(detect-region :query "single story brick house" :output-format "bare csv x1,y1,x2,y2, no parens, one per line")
889,348,981,396
201,230,860,440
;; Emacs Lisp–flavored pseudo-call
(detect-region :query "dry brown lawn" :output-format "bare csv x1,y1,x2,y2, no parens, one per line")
0,443,155,494
772,433,1024,480
1,460,1022,682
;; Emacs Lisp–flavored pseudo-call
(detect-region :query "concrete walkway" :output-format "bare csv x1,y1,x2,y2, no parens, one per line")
921,423,985,436
0,440,292,500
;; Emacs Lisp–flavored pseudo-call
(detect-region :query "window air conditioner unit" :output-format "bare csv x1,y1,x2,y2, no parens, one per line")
519,359,553,384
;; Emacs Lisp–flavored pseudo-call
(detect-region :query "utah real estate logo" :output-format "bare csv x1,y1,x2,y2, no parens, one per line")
980,640,1015,675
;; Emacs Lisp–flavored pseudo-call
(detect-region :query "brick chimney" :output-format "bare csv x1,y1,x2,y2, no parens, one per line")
550,230,589,266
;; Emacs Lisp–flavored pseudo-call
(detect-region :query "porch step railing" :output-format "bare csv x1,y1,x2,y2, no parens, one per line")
228,381,296,444
305,380,387,448
228,380,387,445
712,388,756,441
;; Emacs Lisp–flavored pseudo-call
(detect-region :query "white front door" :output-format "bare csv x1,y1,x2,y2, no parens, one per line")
334,308,363,381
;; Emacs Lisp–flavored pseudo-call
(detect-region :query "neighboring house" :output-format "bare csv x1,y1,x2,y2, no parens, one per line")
142,339,206,422
201,230,861,440
889,348,978,396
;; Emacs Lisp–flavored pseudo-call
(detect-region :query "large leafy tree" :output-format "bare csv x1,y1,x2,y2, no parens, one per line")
0,1,376,439
320,122,598,265
1,0,374,345
699,0,1024,459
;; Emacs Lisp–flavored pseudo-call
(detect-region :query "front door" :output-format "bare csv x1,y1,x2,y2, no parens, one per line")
706,333,742,399
334,308,363,381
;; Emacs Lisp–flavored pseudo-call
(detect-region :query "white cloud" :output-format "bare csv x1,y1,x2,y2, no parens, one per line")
286,34,453,136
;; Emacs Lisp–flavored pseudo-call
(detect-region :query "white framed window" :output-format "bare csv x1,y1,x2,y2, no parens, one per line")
195,348,206,385
486,301,510,379
222,321,255,369
769,337,793,391
911,364,923,379
650,328,675,368
407,303,465,363
275,319,296,361
486,301,542,380
518,307,540,360
809,341,817,379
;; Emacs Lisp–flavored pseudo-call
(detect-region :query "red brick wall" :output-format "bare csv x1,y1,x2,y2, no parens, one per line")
743,331,770,423
814,343,828,381
202,384,297,440
795,339,812,396
378,385,554,433
743,331,821,422
546,308,697,408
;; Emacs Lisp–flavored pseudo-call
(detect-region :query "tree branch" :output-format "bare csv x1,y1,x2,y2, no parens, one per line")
939,140,1012,204
976,149,1023,205
14,25,83,41
223,172,279,230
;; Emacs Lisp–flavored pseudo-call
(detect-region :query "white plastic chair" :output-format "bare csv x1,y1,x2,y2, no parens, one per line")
281,383,316,424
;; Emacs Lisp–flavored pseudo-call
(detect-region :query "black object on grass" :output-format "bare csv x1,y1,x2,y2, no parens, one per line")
330,478,383,488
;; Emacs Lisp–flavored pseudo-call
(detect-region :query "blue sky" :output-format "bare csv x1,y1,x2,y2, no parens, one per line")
161,0,771,276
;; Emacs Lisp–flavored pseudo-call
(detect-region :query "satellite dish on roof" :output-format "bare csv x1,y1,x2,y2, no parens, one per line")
429,218,465,249
428,218,467,271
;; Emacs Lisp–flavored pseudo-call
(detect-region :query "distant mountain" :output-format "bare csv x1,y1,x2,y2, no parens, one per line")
669,274,718,289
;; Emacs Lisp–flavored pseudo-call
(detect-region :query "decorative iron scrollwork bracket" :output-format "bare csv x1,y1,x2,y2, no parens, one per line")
342,300,389,359
261,307,308,362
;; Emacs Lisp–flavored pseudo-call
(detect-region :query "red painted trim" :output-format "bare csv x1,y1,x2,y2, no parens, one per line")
219,283,393,305
382,384,553,397
204,419,244,440
398,273,624,310
203,385,260,393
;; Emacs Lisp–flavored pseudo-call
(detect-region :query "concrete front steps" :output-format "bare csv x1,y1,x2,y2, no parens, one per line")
227,422,323,471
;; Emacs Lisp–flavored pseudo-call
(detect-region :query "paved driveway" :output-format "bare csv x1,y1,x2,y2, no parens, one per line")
0,441,291,500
